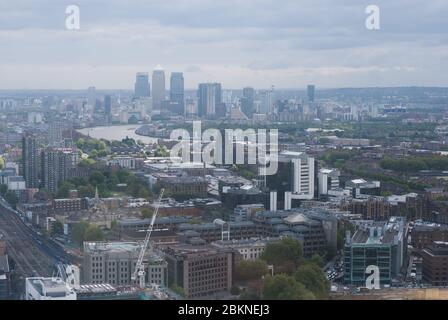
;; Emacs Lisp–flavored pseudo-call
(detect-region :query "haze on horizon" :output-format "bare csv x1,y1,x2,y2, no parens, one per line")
0,0,447,90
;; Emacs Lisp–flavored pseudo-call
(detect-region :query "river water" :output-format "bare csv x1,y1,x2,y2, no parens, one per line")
77,125,159,144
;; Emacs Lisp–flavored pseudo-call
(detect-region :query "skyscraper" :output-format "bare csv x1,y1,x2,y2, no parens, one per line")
48,122,64,147
241,87,255,118
41,148,74,194
170,72,184,107
307,84,315,102
152,65,166,110
134,73,150,98
258,87,274,114
104,95,112,123
197,83,222,117
87,87,96,107
22,133,39,189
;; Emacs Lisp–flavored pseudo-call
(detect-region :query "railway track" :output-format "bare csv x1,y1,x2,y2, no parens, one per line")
0,202,56,277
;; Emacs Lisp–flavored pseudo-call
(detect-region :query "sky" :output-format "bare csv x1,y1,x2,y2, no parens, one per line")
0,0,447,90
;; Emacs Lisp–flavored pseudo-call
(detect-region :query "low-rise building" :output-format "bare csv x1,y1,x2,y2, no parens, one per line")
82,242,168,287
163,244,234,298
25,277,77,300
344,217,406,286
211,238,275,261
411,222,448,250
421,241,448,286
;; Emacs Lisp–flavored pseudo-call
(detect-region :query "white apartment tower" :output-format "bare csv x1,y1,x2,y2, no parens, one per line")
278,151,315,200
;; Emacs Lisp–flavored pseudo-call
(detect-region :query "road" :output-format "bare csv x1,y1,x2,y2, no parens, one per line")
0,197,70,278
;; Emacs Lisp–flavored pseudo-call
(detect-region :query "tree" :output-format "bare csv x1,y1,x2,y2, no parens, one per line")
79,158,96,168
170,284,186,297
0,184,7,196
262,274,315,300
235,259,269,283
294,262,330,299
140,208,154,219
310,253,325,268
261,237,303,274
154,145,169,157
4,190,18,209
56,181,76,199
51,220,64,236
89,171,105,186
84,225,105,242
71,221,89,245
78,185,95,198
0,156,4,169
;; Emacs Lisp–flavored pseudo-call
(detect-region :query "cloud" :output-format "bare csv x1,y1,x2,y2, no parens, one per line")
0,0,447,88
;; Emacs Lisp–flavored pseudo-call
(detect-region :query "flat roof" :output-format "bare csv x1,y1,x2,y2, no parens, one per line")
84,242,141,254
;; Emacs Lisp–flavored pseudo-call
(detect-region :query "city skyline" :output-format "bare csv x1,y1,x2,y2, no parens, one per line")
0,0,447,89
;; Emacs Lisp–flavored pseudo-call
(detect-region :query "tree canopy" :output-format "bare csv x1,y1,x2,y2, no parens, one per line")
260,237,303,274
262,274,315,300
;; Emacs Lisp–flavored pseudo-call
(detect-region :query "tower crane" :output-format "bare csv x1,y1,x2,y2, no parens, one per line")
131,188,164,289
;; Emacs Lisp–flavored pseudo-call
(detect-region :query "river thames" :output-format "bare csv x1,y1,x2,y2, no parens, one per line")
77,125,159,144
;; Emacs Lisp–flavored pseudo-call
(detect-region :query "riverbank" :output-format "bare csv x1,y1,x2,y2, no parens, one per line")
77,125,159,144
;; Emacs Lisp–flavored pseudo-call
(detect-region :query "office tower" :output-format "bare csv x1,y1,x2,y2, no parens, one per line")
268,151,315,201
22,133,39,189
104,95,112,123
307,84,315,102
197,83,222,117
318,168,340,196
222,90,233,105
87,86,96,107
41,148,74,194
170,72,184,107
258,87,274,114
134,72,150,98
48,122,64,147
152,65,166,110
241,87,255,118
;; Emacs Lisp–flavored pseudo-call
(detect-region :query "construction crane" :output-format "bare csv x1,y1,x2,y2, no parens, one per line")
131,188,164,289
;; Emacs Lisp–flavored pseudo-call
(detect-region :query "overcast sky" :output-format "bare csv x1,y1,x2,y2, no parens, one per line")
0,0,447,89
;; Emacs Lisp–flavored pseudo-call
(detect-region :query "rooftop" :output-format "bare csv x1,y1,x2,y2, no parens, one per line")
83,242,142,254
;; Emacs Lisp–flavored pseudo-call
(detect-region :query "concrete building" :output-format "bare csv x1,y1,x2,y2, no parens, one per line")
41,148,75,193
211,238,273,261
344,217,406,286
318,168,340,197
82,242,167,287
411,222,448,251
25,277,77,300
170,72,184,108
198,83,222,118
152,65,166,110
345,179,381,198
163,244,233,298
277,151,316,201
134,72,150,98
22,133,39,188
252,208,338,257
421,241,448,286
